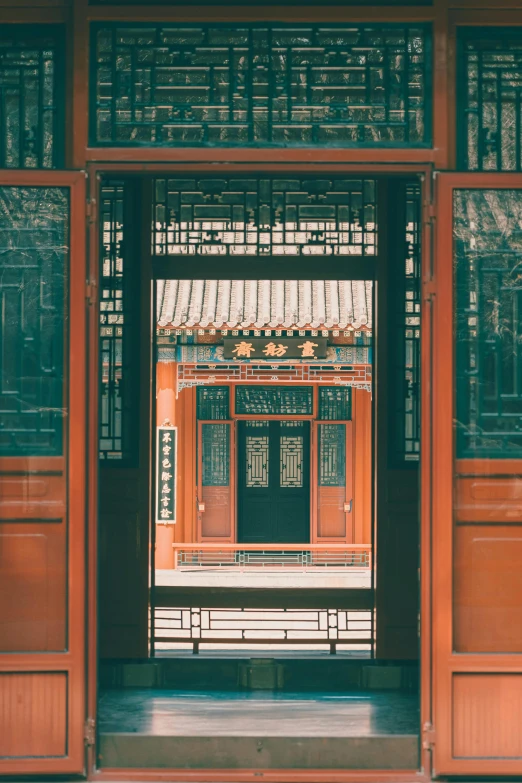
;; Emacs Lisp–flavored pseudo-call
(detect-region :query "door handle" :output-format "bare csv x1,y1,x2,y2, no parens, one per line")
344,500,352,513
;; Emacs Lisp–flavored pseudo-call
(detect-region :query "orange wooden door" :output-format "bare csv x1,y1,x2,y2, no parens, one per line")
0,173,87,775
432,174,522,775
313,421,353,543
197,420,235,541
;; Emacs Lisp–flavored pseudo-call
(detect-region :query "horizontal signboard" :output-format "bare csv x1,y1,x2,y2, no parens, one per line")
223,336,327,360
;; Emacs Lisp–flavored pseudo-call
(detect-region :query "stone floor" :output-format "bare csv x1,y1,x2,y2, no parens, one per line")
98,689,419,769
155,567,372,589
99,689,419,736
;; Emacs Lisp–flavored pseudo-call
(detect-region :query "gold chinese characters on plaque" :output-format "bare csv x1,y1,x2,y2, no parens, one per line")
156,424,177,524
223,337,327,360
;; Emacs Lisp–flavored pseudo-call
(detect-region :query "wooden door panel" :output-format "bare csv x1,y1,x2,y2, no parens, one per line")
0,174,86,775
453,674,522,759
314,422,352,544
0,673,67,757
432,175,522,776
198,421,234,541
454,525,522,653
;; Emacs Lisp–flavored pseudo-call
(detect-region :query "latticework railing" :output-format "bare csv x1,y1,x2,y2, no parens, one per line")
172,543,372,570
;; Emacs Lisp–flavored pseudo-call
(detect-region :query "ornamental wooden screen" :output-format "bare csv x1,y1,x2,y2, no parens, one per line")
432,174,522,776
0,173,87,776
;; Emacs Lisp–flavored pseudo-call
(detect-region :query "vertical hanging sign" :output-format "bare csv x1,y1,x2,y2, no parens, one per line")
156,424,177,524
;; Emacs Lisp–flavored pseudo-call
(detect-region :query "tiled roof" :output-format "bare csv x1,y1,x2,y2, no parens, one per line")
157,280,372,330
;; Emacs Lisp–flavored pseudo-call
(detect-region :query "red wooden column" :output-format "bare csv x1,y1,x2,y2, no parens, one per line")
156,362,177,569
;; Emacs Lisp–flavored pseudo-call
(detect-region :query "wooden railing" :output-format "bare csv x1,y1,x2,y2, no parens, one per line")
171,543,372,570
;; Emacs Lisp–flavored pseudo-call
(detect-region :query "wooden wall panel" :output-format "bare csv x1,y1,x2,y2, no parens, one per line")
201,487,232,538
456,477,522,523
317,487,347,539
0,672,67,758
453,674,522,758
454,525,522,652
0,525,66,652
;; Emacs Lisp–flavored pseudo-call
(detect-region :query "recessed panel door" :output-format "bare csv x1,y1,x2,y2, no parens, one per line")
432,175,522,776
238,420,310,544
0,174,87,775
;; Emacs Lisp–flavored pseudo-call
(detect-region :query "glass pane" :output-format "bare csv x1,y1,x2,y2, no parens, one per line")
197,387,229,420
318,387,352,420
245,422,269,487
318,424,346,486
0,186,68,456
153,177,377,258
93,24,430,147
0,27,63,169
459,29,522,171
236,386,313,415
201,423,229,486
280,422,304,487
454,190,522,458
0,185,69,654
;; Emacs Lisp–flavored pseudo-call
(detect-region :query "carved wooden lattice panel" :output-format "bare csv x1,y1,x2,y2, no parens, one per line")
201,423,230,486
280,424,304,487
236,385,313,415
0,28,63,168
196,386,230,419
153,177,377,258
454,189,522,457
245,422,269,488
0,186,68,455
92,24,430,147
318,386,352,420
460,29,522,171
318,424,346,486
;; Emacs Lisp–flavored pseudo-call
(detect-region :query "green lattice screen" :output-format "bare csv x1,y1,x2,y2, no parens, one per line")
318,387,352,420
236,386,313,415
92,23,431,148
197,387,230,420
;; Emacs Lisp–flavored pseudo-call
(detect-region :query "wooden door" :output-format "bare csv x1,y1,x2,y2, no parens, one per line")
0,173,87,775
313,421,354,542
432,174,522,776
197,420,234,541
237,420,310,544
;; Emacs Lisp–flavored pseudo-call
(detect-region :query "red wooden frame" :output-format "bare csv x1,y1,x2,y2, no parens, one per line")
432,173,522,776
13,0,522,776
0,171,87,776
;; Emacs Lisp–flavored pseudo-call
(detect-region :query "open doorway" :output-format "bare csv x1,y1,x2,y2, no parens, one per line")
96,174,421,772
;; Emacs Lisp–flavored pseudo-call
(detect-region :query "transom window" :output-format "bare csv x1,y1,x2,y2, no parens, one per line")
92,23,431,148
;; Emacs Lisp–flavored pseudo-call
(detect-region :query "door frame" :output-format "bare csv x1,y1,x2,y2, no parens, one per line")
86,162,434,782
432,173,522,776
237,418,311,545
0,170,87,776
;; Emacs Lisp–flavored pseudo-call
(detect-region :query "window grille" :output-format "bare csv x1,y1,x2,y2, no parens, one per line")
318,424,346,486
99,181,139,462
236,386,313,416
318,387,352,420
397,183,421,462
153,177,377,258
92,23,430,148
0,186,68,455
455,189,522,458
0,27,64,168
197,387,230,420
202,423,230,486
459,29,522,171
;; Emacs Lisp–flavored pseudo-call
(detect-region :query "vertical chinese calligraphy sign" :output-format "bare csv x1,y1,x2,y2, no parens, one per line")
156,425,177,524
